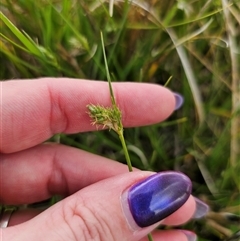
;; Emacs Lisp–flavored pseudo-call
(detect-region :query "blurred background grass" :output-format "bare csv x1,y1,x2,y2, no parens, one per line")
0,0,239,240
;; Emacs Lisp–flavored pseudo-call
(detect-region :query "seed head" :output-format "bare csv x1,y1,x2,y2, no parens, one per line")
87,104,122,132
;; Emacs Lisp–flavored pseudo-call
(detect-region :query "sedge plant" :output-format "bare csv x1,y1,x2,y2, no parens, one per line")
87,32,154,241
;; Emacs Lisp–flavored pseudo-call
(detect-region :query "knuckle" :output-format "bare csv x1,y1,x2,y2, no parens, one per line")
46,82,69,134
63,197,115,241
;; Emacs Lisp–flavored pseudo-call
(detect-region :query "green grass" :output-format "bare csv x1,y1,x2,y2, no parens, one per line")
1,0,239,240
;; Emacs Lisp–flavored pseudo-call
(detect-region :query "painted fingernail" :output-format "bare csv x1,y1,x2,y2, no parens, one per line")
181,230,197,241
174,93,184,110
193,197,209,219
124,171,192,228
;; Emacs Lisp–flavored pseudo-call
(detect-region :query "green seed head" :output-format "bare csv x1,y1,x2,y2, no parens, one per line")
87,104,122,132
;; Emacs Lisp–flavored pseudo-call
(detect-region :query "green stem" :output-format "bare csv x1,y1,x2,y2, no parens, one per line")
118,130,153,241
147,233,154,241
100,30,153,241
100,31,117,107
118,130,133,172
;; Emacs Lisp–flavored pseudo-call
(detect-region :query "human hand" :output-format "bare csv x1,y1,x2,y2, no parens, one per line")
1,78,201,241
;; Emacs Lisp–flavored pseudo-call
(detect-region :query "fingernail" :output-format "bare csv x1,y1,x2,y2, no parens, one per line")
193,197,209,219
174,93,184,110
181,230,197,241
122,171,192,228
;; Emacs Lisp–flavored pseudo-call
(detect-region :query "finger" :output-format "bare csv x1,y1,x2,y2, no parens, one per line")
8,209,41,227
1,78,176,153
3,171,194,241
0,143,135,204
9,214,194,241
8,197,196,227
140,230,196,241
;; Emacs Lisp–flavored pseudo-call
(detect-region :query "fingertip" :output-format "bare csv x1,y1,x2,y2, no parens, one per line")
180,230,197,241
114,83,176,127
162,195,196,226
122,172,192,228
139,229,194,241
173,92,184,110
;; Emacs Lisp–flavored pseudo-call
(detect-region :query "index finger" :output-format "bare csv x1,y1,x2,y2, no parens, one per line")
1,78,175,153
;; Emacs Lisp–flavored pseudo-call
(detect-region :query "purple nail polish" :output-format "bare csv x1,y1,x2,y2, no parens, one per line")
127,172,192,227
174,93,184,110
181,230,197,241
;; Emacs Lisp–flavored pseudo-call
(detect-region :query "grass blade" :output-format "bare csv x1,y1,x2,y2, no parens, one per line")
0,11,42,57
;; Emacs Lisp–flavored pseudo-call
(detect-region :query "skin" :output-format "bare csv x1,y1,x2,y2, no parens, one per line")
0,78,196,241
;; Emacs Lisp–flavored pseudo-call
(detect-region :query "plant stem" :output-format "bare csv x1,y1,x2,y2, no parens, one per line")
100,30,153,241
118,127,153,241
118,129,133,172
100,31,117,106
147,233,154,241
221,0,240,168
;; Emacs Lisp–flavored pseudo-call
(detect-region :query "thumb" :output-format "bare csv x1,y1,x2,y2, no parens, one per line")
4,171,192,241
